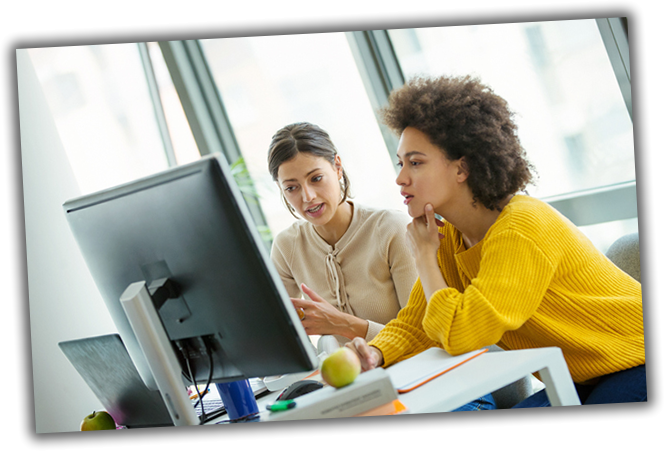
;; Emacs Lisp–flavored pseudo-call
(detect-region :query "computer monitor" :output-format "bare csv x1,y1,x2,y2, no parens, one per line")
63,153,318,391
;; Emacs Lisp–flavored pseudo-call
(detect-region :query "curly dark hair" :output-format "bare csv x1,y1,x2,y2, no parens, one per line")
267,122,351,218
380,75,536,211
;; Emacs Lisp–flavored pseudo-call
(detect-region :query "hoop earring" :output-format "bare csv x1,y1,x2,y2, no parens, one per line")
281,192,300,219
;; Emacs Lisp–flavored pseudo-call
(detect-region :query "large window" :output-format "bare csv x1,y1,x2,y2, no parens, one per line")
389,20,634,198
28,19,635,253
388,19,636,251
28,44,170,194
199,33,406,238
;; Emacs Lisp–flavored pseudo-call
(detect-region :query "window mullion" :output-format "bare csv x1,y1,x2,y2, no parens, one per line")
137,42,178,168
544,181,638,227
158,39,270,244
347,30,405,167
596,17,632,120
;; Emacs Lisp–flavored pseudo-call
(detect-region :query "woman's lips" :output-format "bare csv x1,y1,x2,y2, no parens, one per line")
306,203,325,217
402,194,414,205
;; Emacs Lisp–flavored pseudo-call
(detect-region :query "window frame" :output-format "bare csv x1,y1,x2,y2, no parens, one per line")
156,40,271,245
347,20,635,229
151,19,634,230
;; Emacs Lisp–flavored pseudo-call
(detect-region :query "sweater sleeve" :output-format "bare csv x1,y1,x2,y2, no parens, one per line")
364,321,385,342
423,229,556,355
270,231,302,299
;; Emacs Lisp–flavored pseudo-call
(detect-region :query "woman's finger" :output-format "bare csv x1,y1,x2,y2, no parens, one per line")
301,283,325,303
424,203,436,228
291,298,313,309
346,338,377,371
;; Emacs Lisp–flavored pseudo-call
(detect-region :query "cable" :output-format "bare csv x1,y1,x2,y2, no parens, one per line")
176,339,206,424
185,356,206,424
184,339,215,425
202,345,214,399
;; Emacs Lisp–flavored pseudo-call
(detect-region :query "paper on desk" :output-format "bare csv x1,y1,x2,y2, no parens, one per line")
386,347,488,393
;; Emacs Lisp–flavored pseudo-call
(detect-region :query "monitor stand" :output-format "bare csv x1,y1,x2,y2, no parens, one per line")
120,281,199,426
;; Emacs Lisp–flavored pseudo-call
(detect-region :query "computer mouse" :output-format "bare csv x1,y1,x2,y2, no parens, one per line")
277,380,324,401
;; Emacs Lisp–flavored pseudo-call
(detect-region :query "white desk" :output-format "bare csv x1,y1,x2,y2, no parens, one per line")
396,347,580,413
210,346,580,423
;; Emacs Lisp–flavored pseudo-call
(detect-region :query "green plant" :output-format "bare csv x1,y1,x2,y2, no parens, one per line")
229,157,273,245
230,157,260,204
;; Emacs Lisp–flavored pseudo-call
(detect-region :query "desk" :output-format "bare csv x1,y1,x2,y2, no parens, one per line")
209,346,580,423
396,347,580,413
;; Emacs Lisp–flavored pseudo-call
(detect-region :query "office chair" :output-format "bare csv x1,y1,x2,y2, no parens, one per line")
605,232,641,282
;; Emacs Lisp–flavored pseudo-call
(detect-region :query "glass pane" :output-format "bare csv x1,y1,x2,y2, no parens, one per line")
389,20,635,199
579,217,639,254
28,44,169,194
146,42,201,166
200,33,406,237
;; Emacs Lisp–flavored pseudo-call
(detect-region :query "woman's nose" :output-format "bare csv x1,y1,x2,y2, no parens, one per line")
302,184,315,202
395,167,407,186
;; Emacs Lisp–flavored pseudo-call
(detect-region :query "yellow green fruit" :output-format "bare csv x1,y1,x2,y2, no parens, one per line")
80,411,116,431
321,347,361,388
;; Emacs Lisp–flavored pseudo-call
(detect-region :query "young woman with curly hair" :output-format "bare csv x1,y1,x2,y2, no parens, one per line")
347,75,646,408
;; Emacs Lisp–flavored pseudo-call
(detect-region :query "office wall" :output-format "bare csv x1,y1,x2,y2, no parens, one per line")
18,50,118,434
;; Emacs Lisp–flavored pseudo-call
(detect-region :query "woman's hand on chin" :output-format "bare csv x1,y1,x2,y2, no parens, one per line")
406,203,444,261
407,204,450,300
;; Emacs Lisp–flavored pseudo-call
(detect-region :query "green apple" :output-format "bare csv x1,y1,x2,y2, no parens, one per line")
321,347,361,388
80,411,116,431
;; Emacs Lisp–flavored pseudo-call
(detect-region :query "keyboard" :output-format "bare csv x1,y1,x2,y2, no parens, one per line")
194,397,226,421
191,378,268,422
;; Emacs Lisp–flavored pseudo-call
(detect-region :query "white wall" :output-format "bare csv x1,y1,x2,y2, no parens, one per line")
18,50,118,434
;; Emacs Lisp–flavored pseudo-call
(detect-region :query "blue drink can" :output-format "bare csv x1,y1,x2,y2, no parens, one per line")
215,380,259,420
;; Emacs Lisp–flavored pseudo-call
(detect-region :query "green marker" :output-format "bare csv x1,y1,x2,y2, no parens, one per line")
266,400,296,412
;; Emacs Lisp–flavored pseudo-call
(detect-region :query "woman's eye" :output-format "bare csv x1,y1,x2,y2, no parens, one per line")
410,161,421,166
396,161,403,168
312,175,322,182
284,186,296,192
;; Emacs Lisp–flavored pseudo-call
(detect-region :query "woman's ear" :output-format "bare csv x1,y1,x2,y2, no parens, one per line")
456,157,470,183
334,155,343,179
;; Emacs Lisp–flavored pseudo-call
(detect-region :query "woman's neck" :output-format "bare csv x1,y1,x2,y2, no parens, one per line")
314,201,354,247
445,195,514,249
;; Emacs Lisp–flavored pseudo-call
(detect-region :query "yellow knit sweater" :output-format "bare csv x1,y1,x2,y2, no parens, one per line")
369,195,645,383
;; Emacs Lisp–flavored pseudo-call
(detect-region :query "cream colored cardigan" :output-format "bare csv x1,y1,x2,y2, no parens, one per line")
271,203,417,343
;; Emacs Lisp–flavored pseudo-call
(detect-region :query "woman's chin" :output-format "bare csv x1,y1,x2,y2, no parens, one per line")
407,204,424,219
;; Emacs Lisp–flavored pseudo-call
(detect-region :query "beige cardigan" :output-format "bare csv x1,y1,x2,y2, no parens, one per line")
270,203,417,343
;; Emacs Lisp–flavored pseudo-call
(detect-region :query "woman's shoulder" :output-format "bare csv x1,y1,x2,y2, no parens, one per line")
356,203,410,225
354,204,411,234
272,219,311,249
503,195,567,225
492,195,577,242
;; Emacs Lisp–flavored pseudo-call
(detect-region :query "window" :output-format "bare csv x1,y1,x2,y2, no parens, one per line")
388,19,637,249
28,44,170,194
389,20,634,199
199,33,406,238
145,42,201,166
